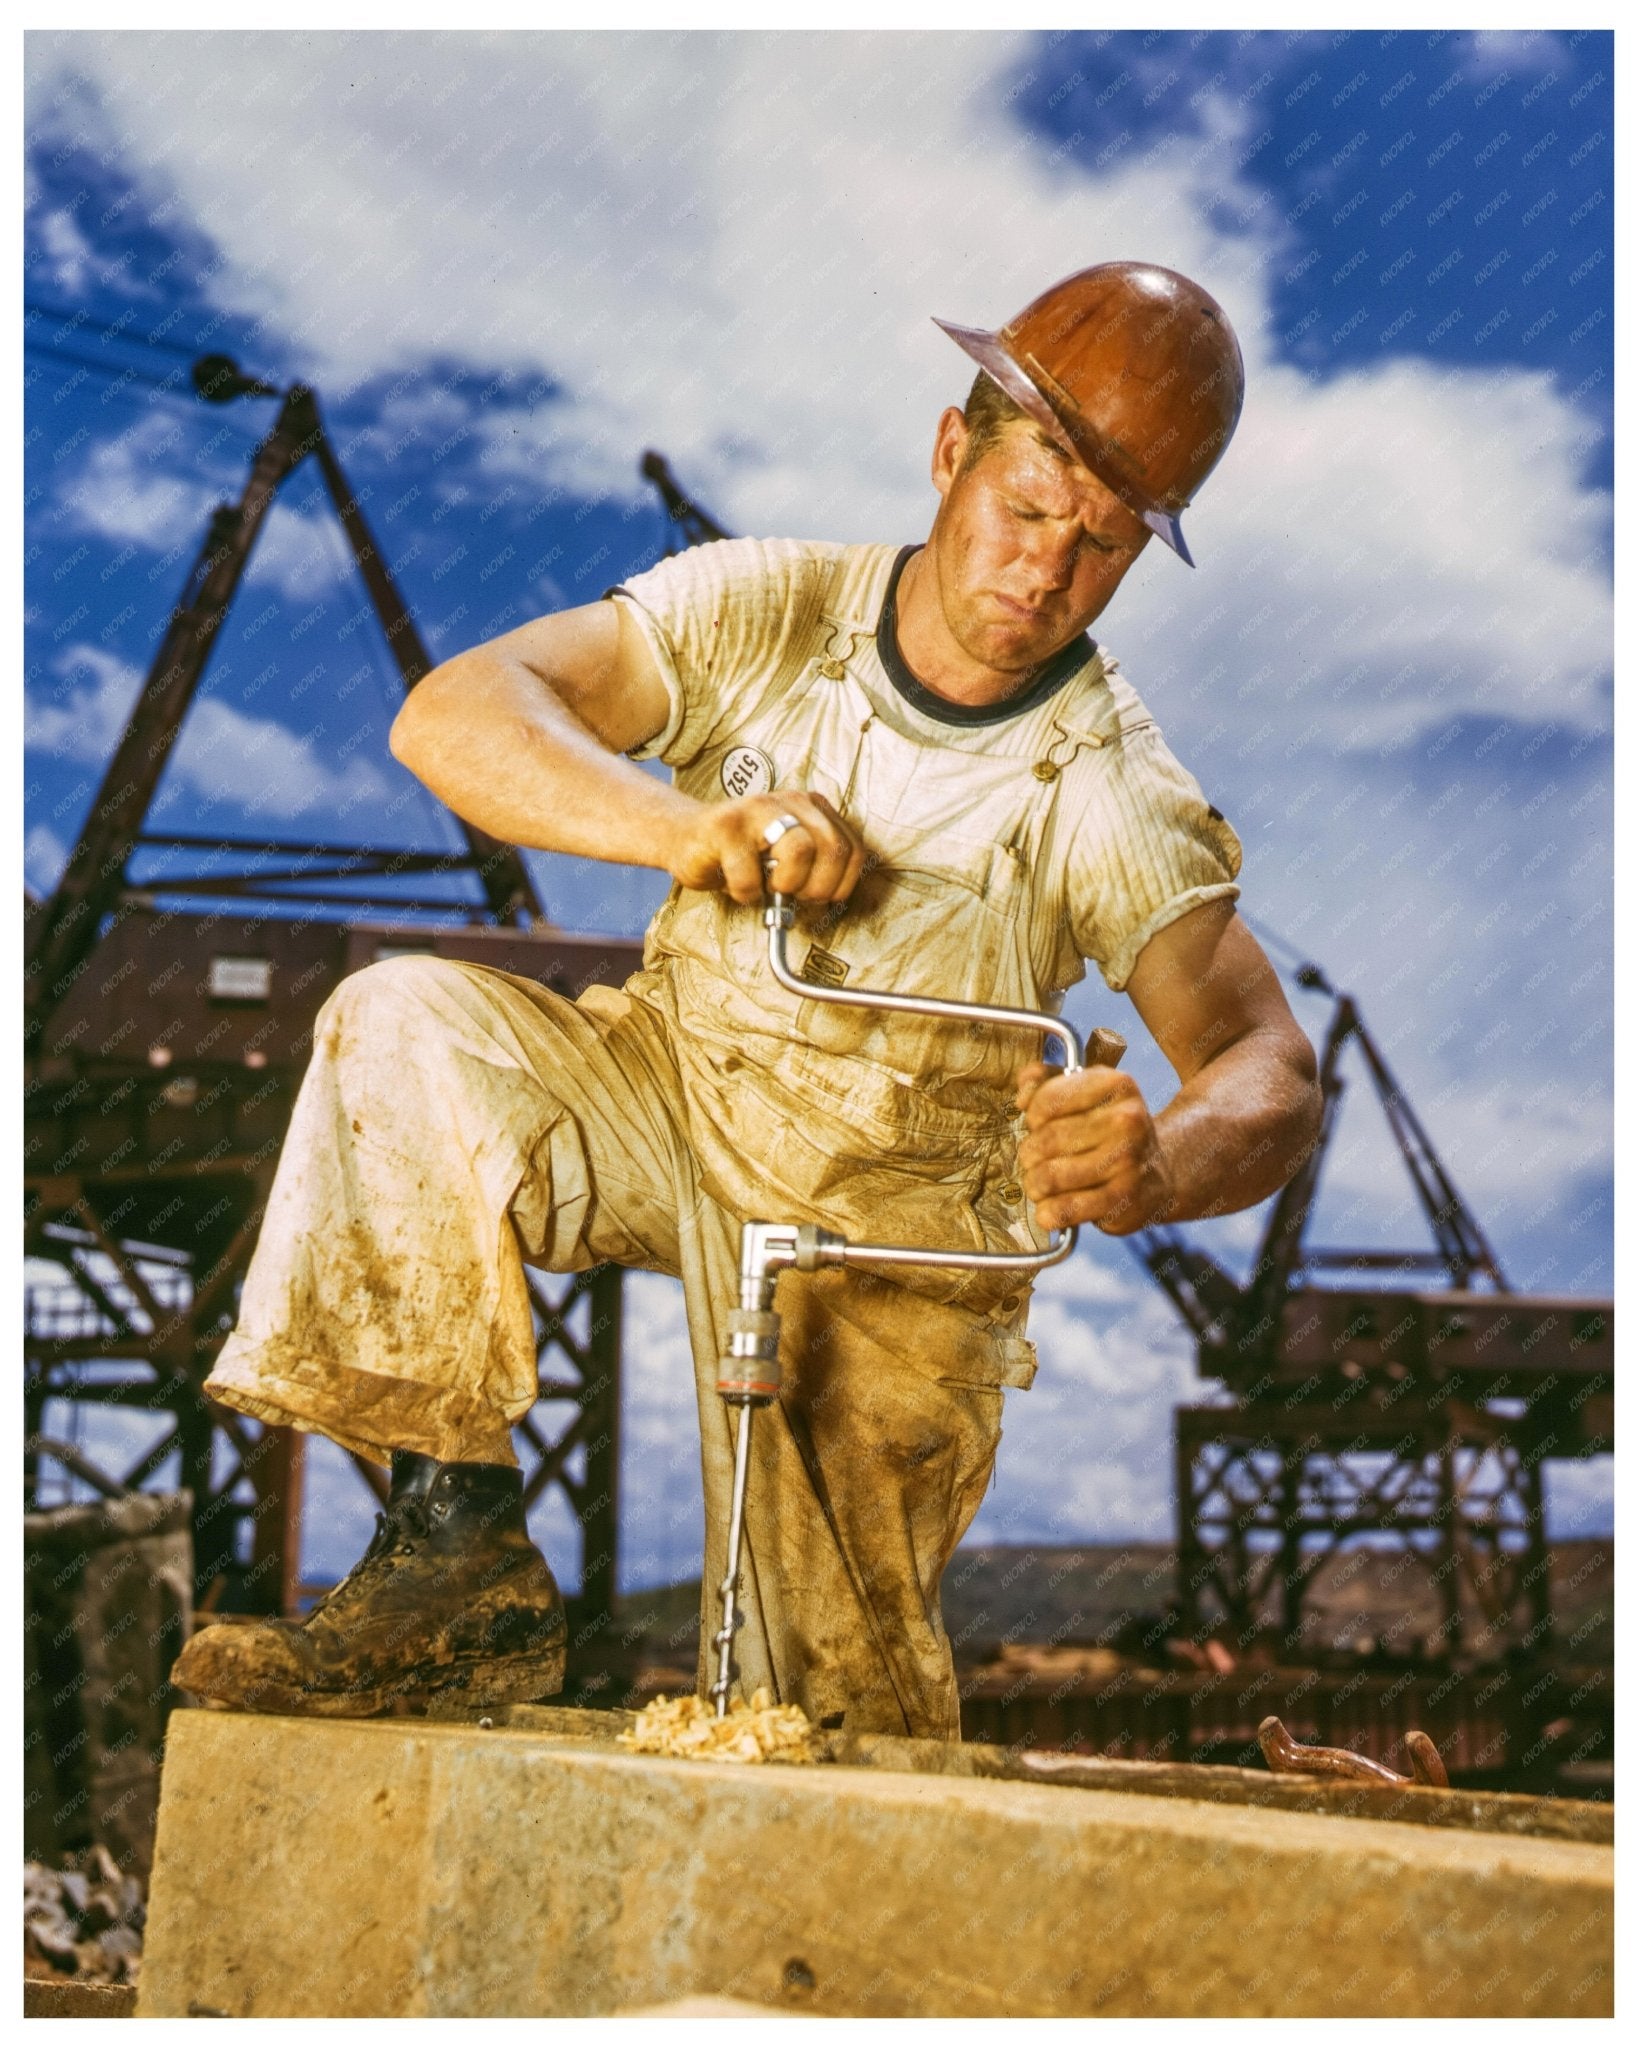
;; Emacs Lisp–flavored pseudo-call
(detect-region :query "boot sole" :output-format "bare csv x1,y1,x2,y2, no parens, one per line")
189,1638,567,1720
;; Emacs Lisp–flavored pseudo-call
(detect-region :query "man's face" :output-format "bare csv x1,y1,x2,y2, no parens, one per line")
925,412,1152,677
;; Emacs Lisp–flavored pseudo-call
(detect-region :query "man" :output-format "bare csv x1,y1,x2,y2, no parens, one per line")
176,263,1322,1738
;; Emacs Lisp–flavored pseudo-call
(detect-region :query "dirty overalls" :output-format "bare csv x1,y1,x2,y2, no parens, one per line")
206,537,1242,1738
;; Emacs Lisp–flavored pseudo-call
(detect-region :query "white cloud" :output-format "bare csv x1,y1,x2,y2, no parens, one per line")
175,693,390,818
1125,355,1612,750
26,32,1610,761
34,204,96,293
55,412,216,549
54,411,351,601
616,1272,707,1589
971,1256,1199,1547
1542,1458,1614,1539
24,823,69,896
25,642,142,754
28,642,389,821
243,495,355,603
26,149,165,303
1460,29,1570,78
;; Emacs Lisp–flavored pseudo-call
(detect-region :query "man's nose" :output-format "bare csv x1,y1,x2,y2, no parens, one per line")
1017,523,1079,593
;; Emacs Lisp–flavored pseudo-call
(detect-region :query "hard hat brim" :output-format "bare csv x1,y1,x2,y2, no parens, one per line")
934,316,1196,567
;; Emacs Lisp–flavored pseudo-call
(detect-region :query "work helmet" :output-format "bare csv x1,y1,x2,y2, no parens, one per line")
935,262,1245,566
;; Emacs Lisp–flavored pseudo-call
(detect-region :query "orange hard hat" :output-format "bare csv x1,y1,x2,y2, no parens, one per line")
935,262,1245,566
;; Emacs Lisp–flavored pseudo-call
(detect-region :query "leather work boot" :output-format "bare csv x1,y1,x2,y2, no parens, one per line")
172,1452,567,1716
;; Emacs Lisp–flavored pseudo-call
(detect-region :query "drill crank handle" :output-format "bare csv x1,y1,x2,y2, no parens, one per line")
762,889,1084,1075
760,885,1116,1272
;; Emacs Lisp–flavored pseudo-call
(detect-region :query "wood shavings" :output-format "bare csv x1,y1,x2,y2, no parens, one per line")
617,1687,815,1765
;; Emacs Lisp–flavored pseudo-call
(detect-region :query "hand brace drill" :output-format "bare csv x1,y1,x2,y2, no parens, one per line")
709,882,1124,1715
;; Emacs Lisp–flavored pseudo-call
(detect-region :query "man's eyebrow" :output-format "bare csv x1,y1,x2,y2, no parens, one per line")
1015,450,1137,540
1029,430,1073,466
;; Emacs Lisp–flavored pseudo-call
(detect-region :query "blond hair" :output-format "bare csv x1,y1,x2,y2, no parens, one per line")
958,371,1030,471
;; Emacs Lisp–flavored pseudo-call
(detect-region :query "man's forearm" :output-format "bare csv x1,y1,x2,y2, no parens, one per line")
1151,1028,1323,1225
390,620,868,910
390,651,694,871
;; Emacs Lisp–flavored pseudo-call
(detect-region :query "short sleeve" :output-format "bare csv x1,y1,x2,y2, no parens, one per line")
606,537,836,768
1066,724,1244,992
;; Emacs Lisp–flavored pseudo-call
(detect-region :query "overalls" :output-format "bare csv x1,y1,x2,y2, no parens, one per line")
209,549,1138,1737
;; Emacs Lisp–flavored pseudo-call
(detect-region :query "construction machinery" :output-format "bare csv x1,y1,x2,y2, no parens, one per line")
1132,963,1613,1665
24,357,640,1619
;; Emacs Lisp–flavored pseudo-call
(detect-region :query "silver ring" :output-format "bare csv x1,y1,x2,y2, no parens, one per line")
761,813,803,850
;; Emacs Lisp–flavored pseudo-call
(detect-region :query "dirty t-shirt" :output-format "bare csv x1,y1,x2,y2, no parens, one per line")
607,537,1241,1274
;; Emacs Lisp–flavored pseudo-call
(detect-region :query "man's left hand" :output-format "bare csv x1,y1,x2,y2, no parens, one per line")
1015,1062,1175,1237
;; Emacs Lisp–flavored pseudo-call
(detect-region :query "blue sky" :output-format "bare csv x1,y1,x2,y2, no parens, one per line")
23,30,1613,1586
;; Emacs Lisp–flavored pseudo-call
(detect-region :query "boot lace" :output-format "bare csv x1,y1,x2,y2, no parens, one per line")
309,1494,432,1616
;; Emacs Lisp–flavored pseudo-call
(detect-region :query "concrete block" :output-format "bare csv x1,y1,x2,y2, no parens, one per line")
138,1709,1611,2018
23,1978,138,2019
612,1995,808,2016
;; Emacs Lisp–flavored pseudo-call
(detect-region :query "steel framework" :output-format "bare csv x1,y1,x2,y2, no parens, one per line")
1139,968,1613,1660
24,360,641,1625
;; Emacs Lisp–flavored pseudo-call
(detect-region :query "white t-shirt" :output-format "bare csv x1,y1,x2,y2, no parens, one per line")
614,536,1241,998
609,535,1245,1321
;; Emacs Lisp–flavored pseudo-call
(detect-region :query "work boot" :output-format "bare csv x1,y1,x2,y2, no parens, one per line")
172,1451,566,1716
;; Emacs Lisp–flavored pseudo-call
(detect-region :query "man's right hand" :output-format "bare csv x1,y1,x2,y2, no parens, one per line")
393,604,869,903
666,791,868,906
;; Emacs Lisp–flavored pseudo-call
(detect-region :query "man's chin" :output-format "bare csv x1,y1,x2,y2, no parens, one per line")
971,620,1073,673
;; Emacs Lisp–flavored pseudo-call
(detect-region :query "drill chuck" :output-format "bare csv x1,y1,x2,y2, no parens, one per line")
717,1306,782,1401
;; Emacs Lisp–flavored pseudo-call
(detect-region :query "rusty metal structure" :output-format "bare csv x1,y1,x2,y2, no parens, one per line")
1135,962,1613,1664
639,449,731,553
24,358,642,1621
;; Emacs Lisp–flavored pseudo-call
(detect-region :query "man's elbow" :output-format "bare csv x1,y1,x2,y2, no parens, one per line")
1278,1024,1325,1173
388,661,455,773
387,698,416,769
1228,1020,1323,1199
